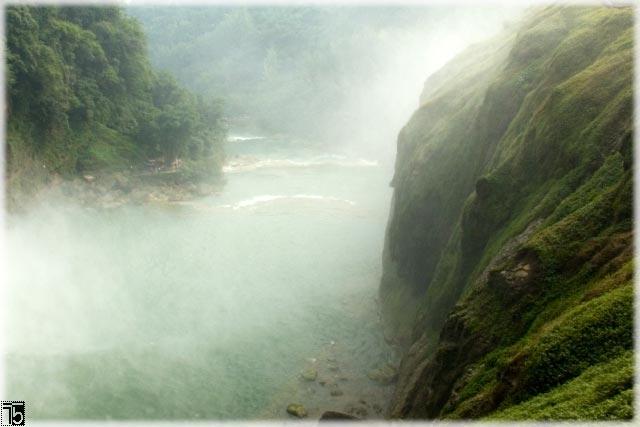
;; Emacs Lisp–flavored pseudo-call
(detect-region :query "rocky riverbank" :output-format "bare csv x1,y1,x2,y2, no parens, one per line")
9,169,224,213
256,290,401,421
272,340,397,420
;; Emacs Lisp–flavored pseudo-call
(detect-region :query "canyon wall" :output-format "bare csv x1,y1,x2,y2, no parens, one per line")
381,6,633,420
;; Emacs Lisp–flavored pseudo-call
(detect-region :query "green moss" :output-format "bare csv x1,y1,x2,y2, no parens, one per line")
383,6,634,421
528,171,631,273
516,284,633,400
545,153,624,224
487,351,633,420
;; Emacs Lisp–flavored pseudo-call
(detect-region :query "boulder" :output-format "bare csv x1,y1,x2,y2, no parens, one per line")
286,403,307,418
301,368,318,381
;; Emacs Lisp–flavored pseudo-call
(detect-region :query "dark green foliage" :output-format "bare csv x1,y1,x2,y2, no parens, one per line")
5,5,226,203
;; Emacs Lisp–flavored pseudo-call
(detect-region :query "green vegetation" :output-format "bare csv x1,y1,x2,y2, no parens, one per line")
382,6,633,420
5,6,226,206
487,351,633,420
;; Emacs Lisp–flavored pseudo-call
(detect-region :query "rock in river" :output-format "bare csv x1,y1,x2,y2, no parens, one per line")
286,403,307,418
301,368,318,381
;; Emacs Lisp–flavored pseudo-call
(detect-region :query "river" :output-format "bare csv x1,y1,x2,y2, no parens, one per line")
5,135,396,419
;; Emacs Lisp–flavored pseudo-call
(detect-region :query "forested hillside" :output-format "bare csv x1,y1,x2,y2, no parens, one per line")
130,6,414,138
381,6,633,420
5,6,225,207
129,6,508,144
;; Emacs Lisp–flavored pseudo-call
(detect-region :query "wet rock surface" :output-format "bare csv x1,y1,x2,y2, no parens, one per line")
262,335,398,420
301,368,318,381
330,388,344,397
286,403,308,418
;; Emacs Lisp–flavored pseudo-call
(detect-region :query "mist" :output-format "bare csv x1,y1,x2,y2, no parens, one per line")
5,4,522,420
6,152,395,418
131,5,522,163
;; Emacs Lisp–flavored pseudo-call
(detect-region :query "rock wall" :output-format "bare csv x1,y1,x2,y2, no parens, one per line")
381,6,634,420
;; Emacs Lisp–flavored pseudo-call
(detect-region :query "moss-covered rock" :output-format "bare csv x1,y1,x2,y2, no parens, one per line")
286,403,308,418
301,368,318,382
381,5,633,421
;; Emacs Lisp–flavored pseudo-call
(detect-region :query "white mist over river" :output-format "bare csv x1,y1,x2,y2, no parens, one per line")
5,136,396,419
3,4,520,417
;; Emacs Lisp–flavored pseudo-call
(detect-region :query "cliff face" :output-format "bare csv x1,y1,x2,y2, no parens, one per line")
381,6,633,420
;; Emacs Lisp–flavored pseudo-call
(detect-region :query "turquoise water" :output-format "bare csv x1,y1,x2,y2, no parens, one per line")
5,137,395,419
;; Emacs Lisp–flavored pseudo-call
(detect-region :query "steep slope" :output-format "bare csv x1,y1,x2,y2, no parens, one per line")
380,6,633,420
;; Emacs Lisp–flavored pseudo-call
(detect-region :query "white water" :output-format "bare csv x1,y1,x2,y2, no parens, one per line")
219,194,357,210
223,155,378,173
